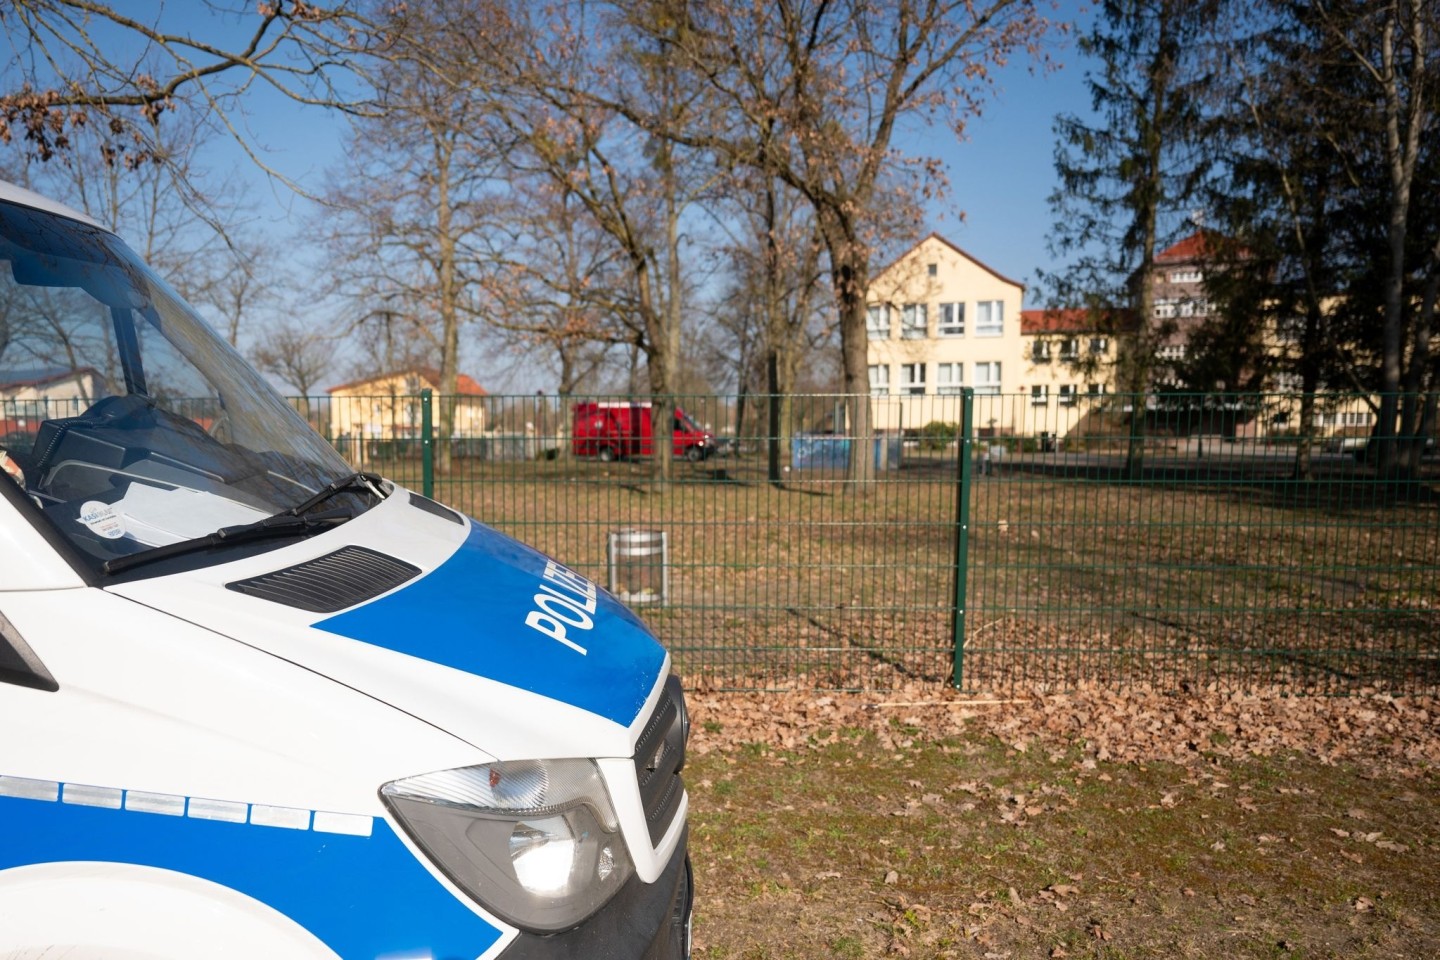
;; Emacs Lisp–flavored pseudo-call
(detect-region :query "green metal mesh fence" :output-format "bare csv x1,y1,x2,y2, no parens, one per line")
5,380,1432,694
306,390,1438,694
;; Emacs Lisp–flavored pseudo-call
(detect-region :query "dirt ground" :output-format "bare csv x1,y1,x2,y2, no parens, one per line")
682,686,1439,959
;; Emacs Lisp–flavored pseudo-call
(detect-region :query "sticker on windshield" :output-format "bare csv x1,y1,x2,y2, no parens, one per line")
78,500,125,539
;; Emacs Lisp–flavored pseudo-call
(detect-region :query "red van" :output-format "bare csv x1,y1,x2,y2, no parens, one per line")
573,401,715,462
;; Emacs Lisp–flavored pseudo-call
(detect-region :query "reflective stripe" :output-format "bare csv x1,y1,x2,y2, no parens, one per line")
0,788,503,959
1,775,371,837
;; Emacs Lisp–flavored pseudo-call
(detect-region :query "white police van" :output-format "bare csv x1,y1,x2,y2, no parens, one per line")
0,181,691,959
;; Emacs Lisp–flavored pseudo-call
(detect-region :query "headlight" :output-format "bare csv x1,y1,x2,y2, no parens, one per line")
380,759,634,932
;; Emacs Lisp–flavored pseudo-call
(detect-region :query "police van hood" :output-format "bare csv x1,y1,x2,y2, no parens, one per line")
105,490,669,762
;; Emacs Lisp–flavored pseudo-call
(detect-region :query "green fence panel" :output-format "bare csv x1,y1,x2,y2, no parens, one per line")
288,389,1438,695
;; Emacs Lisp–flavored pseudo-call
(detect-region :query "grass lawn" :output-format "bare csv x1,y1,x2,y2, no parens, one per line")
685,698,1438,959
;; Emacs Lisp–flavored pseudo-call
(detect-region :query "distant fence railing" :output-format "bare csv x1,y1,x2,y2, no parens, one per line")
290,390,1439,695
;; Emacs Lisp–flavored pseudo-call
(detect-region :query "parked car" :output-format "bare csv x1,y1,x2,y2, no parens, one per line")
0,180,692,960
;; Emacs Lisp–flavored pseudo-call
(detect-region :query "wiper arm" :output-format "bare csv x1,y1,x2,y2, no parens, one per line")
102,507,352,576
285,471,385,518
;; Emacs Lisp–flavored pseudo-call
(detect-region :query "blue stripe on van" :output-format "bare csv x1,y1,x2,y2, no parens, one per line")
0,793,501,959
315,522,666,727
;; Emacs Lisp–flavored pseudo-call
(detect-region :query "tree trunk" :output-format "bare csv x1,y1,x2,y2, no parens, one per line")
826,236,875,490
434,134,459,475
766,350,798,484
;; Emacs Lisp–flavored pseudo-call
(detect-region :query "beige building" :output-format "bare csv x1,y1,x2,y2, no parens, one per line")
865,234,1118,435
867,231,1387,445
0,366,105,434
327,368,488,462
1153,233,1376,442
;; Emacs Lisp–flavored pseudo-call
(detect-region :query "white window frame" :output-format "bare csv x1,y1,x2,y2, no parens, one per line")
899,362,926,395
1170,268,1203,283
939,302,965,336
901,303,928,339
936,362,963,395
1089,337,1109,355
974,361,1001,395
975,300,1004,337
1058,384,1077,406
868,364,890,396
866,304,892,340
1030,384,1049,406
1061,337,1079,360
1031,340,1051,362
1086,383,1106,397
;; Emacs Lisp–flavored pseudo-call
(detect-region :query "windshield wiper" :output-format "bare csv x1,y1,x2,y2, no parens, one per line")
284,471,385,518
102,507,353,576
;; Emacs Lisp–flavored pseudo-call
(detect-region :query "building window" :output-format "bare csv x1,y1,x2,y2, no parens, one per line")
939,302,965,336
1030,384,1049,406
1089,337,1109,355
1177,297,1210,318
974,361,1001,395
868,364,890,396
1058,384,1077,405
1170,268,1203,283
1318,411,1370,427
900,363,926,395
927,262,938,277
866,304,892,340
1061,338,1079,360
1274,372,1302,392
901,303,927,339
975,300,1004,337
1157,343,1186,360
1086,383,1106,397
1154,298,1177,319
936,362,963,394
1031,340,1051,362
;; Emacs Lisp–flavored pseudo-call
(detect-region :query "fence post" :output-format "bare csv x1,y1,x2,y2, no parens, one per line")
951,387,975,689
420,389,434,499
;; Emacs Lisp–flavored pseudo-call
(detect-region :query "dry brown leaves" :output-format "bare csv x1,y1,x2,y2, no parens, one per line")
686,679,1440,776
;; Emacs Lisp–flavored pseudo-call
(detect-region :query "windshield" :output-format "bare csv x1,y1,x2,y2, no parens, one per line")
0,197,369,575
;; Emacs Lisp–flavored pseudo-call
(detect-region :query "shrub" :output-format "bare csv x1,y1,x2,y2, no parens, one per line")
918,420,959,451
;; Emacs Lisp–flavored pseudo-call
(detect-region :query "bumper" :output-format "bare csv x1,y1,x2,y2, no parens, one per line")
498,827,692,960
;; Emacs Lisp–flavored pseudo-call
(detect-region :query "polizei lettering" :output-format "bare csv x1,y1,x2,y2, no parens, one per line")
523,559,598,655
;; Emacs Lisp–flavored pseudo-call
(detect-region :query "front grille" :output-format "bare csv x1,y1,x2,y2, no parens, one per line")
633,674,687,847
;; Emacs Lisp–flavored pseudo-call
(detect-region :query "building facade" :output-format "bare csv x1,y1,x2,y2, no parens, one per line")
865,234,1118,435
327,368,488,462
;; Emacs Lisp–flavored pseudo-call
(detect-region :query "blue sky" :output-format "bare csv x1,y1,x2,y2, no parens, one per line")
914,36,1095,300
203,1,1095,299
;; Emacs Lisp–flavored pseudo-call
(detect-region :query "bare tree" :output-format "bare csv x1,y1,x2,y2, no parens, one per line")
709,174,829,481
1315,0,1438,474
610,0,1052,487
479,185,636,397
460,0,719,487
0,0,375,181
250,316,336,420
317,2,509,472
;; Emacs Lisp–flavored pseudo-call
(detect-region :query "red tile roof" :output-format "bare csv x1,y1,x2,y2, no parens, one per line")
1156,231,1213,263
